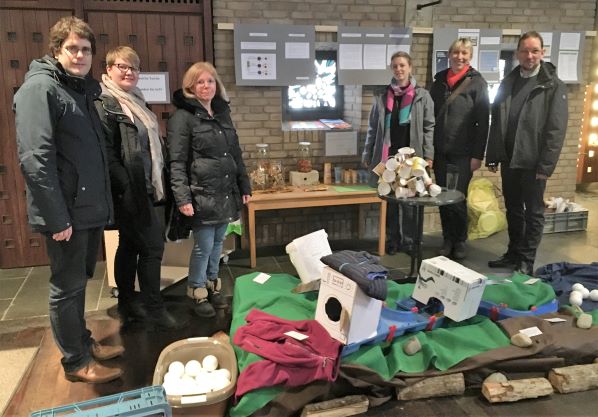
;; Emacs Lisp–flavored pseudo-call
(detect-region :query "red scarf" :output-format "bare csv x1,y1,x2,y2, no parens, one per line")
447,65,470,89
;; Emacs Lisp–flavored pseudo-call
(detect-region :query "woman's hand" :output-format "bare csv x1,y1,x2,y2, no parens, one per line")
470,158,482,172
178,203,194,217
242,195,251,204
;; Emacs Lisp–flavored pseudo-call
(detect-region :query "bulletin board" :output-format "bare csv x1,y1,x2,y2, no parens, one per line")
538,31,584,83
234,23,315,86
337,26,413,86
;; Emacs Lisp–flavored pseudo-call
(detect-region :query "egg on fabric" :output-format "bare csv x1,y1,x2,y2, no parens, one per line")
580,287,590,299
202,354,219,371
184,360,202,377
571,283,586,292
569,290,583,306
168,361,185,378
589,289,598,301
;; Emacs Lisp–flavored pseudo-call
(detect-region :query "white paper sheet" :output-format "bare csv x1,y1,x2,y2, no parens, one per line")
557,50,578,81
363,44,387,69
240,53,276,80
241,41,276,50
285,42,309,59
339,44,363,69
559,32,580,50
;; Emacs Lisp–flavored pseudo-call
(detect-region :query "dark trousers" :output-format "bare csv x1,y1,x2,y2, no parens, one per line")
386,201,416,250
434,154,472,242
45,227,103,372
501,166,547,264
115,197,165,311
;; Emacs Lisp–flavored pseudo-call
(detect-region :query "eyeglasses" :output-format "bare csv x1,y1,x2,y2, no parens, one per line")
518,49,543,56
113,63,141,74
63,45,93,57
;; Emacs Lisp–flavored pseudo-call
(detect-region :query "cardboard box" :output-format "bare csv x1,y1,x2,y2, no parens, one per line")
315,266,382,345
414,256,487,322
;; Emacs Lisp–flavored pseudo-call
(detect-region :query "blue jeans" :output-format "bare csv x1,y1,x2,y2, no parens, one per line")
188,223,228,288
45,227,103,372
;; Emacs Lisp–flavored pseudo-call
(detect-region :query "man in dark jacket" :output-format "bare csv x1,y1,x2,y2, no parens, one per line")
13,16,122,383
486,31,568,276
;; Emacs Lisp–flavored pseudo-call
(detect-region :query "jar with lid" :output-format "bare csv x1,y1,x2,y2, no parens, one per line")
297,141,312,173
252,143,270,190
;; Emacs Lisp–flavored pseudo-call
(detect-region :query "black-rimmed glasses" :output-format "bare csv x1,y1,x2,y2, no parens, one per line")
113,63,141,74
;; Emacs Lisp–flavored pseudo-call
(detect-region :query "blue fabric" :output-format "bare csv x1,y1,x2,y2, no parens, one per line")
188,222,228,287
535,262,598,312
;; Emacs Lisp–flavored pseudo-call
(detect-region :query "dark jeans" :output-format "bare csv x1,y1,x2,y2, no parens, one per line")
434,154,473,243
115,197,165,310
45,227,103,372
501,166,547,264
386,201,416,250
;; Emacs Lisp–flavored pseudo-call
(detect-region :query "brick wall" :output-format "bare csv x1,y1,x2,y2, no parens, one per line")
213,0,597,246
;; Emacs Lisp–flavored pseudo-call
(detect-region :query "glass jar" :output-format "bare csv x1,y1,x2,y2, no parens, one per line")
297,141,312,173
252,143,270,190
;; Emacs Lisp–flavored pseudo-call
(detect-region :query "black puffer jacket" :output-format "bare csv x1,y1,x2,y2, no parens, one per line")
167,90,251,226
13,56,112,233
430,67,489,159
95,91,156,225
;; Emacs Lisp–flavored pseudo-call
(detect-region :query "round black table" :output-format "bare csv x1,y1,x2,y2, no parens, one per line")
380,189,465,279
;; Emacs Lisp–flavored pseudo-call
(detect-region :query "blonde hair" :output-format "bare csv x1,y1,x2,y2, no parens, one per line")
105,46,140,68
182,62,228,101
448,38,474,56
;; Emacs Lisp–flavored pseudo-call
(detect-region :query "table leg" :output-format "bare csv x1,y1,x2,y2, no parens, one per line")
409,206,425,278
378,200,387,256
248,205,257,268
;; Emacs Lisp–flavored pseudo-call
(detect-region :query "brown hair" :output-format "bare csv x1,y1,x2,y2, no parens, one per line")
182,62,228,101
390,51,412,66
106,46,140,68
448,38,473,56
518,31,544,50
48,16,96,56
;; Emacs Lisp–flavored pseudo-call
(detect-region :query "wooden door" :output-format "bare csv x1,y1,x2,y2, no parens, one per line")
0,0,212,268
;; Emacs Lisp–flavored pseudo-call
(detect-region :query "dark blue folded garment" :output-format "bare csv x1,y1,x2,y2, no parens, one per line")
535,262,598,312
321,250,388,300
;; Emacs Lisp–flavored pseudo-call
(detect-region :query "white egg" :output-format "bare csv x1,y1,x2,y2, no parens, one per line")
180,375,198,395
184,360,202,377
572,283,586,292
590,289,598,302
212,368,231,381
168,361,185,378
202,355,219,371
210,374,231,391
162,371,178,384
569,290,583,306
165,378,184,396
580,287,590,299
195,379,212,394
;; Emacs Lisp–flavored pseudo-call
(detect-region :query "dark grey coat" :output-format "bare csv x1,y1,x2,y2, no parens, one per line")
485,61,568,177
13,56,112,233
167,90,251,226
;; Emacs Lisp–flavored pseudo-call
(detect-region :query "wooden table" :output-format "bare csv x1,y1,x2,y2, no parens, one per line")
245,186,387,268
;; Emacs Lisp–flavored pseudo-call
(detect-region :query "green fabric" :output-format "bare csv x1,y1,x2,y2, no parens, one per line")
229,274,510,417
226,220,243,236
483,273,556,310
333,185,373,192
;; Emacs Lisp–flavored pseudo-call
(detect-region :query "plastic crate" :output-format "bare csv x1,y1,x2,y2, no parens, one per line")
29,386,171,417
543,210,588,233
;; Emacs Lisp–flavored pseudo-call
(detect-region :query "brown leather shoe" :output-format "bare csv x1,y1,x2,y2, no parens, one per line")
91,340,124,361
65,360,123,383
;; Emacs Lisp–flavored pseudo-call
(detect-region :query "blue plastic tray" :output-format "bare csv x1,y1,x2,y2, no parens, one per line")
29,386,171,417
342,302,444,356
477,299,559,321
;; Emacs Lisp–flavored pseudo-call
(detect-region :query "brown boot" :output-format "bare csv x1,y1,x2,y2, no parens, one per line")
65,360,123,383
91,340,124,361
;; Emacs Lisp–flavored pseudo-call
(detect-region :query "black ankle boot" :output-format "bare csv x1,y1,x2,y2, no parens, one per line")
207,278,229,309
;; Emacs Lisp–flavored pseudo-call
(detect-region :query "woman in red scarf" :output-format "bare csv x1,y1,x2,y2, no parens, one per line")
362,51,435,255
430,38,490,260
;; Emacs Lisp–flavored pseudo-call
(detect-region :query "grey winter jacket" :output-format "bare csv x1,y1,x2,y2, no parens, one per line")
13,56,112,233
167,90,251,226
362,84,435,187
485,61,568,177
